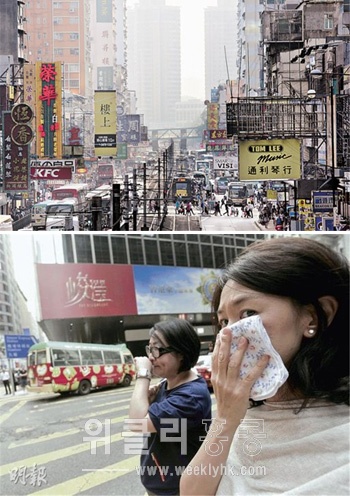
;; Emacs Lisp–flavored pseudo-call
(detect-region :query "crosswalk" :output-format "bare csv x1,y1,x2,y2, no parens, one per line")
0,387,216,495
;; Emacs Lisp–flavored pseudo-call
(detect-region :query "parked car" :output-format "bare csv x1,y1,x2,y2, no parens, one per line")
194,354,212,388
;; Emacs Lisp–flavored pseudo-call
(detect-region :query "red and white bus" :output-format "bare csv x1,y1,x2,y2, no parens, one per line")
51,183,89,211
27,341,136,395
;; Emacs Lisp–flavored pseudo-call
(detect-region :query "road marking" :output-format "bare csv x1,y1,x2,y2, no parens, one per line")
31,455,140,495
0,432,125,477
0,401,26,425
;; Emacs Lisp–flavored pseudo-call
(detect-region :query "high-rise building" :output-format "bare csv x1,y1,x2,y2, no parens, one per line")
127,0,181,129
237,0,265,96
24,0,91,97
0,236,22,337
204,0,237,100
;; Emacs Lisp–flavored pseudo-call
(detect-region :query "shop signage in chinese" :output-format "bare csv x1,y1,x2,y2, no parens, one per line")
117,115,141,145
206,143,236,152
94,91,117,156
238,139,301,181
209,130,227,140
35,62,63,159
2,112,30,192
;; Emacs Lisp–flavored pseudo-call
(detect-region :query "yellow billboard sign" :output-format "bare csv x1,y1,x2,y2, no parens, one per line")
94,91,117,156
239,139,301,181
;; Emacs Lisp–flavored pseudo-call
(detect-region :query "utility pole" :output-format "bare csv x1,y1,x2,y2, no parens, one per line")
157,157,161,220
112,183,121,231
123,174,129,231
142,162,148,230
91,196,102,231
132,168,138,231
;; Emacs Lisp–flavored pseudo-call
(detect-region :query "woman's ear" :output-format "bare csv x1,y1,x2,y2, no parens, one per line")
318,295,339,327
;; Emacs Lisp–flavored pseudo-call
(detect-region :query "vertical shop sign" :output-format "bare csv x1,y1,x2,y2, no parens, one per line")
94,90,117,156
35,62,63,158
2,112,30,192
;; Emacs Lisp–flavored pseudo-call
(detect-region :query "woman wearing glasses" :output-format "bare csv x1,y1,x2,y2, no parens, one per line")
128,318,212,496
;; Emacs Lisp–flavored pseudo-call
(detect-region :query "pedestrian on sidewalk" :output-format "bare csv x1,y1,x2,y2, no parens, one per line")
1,368,11,395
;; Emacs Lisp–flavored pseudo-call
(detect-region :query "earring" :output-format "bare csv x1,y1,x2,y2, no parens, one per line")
308,329,316,336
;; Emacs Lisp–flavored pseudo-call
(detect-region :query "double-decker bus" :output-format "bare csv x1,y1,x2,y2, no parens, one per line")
51,183,89,211
171,176,193,200
27,341,136,395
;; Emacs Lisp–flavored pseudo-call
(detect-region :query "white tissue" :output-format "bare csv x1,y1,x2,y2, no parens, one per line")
226,315,289,401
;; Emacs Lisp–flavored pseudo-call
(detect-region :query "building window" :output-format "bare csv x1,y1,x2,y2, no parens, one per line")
160,241,174,266
213,245,225,268
128,238,144,264
144,239,160,265
75,235,93,263
62,235,74,263
174,241,187,266
111,237,128,264
188,243,201,267
94,236,111,264
201,244,214,268
324,14,333,30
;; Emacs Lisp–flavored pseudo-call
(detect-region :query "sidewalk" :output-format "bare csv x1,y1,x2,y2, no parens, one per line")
0,389,56,404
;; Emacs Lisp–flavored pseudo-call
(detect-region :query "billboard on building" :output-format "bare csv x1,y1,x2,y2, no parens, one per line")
35,62,63,159
36,264,221,320
94,90,117,156
239,139,301,181
36,264,137,320
133,266,220,315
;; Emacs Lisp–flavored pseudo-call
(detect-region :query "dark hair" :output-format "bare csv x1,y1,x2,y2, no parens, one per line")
212,236,349,405
150,318,201,373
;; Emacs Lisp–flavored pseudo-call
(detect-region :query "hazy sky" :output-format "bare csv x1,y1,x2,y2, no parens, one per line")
126,0,218,99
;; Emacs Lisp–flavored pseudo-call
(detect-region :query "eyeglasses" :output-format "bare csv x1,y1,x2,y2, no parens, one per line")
145,345,175,358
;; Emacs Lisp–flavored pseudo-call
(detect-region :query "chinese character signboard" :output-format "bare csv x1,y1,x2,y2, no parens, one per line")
312,190,337,213
23,64,36,105
117,115,141,145
207,104,220,130
2,111,32,193
238,139,301,181
35,62,63,159
94,90,117,156
94,0,115,91
36,264,137,320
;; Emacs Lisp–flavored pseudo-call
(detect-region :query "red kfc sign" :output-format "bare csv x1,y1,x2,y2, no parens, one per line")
30,167,72,180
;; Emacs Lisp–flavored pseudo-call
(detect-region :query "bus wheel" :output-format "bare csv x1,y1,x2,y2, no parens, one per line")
78,380,91,395
121,374,132,387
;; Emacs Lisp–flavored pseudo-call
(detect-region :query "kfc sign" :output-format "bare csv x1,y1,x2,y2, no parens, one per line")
30,167,72,180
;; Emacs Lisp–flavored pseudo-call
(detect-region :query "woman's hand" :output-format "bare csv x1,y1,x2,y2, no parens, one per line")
211,328,270,425
134,356,152,373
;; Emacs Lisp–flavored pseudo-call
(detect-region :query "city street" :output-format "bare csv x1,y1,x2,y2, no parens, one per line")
0,384,216,496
